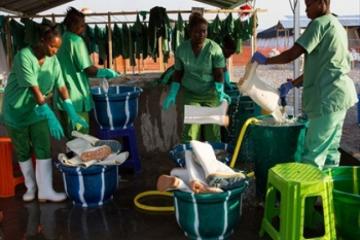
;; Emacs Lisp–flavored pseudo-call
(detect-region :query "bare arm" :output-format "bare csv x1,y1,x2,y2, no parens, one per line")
84,65,98,77
266,44,305,65
172,69,183,83
213,68,224,83
292,74,303,88
57,86,70,100
31,86,46,105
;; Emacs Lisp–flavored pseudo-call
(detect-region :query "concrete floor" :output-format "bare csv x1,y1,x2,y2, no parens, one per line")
1,150,358,240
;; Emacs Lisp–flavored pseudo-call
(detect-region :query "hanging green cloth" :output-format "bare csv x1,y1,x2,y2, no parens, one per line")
132,13,144,59
94,25,107,62
171,12,185,53
121,23,130,59
9,19,26,55
233,18,244,53
221,13,235,42
21,18,39,46
83,24,98,54
148,6,171,62
128,25,136,66
112,23,122,58
208,15,222,45
142,23,149,59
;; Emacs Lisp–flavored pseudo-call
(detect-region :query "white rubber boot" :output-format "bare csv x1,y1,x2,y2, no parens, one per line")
184,150,206,183
19,159,36,202
190,140,246,190
35,159,66,202
184,101,229,126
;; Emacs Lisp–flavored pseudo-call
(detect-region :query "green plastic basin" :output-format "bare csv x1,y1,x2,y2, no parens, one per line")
324,166,360,240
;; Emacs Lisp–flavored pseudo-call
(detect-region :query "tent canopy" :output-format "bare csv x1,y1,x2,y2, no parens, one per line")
0,0,73,15
192,0,251,9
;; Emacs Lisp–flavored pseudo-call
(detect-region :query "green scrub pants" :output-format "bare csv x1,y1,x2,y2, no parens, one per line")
181,89,221,143
301,110,347,170
60,110,90,138
6,120,51,162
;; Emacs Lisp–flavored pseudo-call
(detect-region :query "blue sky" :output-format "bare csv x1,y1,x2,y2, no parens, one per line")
38,0,359,30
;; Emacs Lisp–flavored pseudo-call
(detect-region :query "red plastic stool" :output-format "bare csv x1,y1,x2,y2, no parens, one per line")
0,137,24,198
96,127,141,173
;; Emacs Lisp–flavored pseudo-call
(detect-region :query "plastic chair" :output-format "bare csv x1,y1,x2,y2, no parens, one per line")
0,137,24,198
259,162,336,240
96,126,141,173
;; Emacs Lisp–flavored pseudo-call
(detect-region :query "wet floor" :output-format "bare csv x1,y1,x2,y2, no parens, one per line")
0,151,358,240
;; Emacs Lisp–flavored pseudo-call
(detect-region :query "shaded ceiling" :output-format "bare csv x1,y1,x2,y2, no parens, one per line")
0,0,73,15
193,0,252,9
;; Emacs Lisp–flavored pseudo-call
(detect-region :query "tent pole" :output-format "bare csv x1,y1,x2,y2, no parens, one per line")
293,0,301,115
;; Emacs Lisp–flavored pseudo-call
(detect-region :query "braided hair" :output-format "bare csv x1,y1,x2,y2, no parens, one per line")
63,7,85,30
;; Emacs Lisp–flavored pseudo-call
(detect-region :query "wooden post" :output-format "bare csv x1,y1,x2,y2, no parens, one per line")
107,12,113,69
137,58,141,74
4,17,12,68
52,14,56,23
122,58,127,74
251,9,258,54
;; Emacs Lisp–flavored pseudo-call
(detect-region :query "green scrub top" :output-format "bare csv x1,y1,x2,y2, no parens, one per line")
296,14,358,118
175,38,225,95
56,31,92,112
3,47,65,128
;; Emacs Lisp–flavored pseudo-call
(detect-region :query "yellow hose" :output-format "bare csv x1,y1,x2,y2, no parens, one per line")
133,190,174,212
229,117,260,168
134,117,259,213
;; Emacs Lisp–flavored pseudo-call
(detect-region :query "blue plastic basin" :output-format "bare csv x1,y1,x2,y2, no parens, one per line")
56,163,118,207
91,85,142,130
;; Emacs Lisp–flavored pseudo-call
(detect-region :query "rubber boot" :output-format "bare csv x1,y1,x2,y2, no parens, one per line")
19,159,37,202
35,159,66,202
190,140,246,190
184,101,229,126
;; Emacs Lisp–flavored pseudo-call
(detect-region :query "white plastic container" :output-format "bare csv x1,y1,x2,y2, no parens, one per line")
237,62,280,113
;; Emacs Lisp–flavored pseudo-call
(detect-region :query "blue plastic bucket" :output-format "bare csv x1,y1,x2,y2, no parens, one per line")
91,85,142,130
169,142,232,167
56,163,118,207
173,183,248,240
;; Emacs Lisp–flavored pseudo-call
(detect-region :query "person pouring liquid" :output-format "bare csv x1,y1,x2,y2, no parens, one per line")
3,23,88,202
56,7,120,137
162,12,230,142
251,0,358,170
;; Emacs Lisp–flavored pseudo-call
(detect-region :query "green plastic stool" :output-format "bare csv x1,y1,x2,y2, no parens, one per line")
259,162,336,240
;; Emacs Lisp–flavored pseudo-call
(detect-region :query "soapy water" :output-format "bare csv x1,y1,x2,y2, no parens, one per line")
259,107,301,127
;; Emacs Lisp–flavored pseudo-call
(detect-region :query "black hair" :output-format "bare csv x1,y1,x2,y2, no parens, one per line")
188,12,208,31
63,7,85,29
38,22,60,42
222,34,236,52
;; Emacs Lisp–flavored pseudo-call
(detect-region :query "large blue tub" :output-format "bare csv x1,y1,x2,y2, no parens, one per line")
57,163,119,207
91,85,142,130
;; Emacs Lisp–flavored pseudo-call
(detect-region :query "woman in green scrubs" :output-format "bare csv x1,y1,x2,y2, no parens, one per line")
3,23,87,202
56,7,119,137
251,0,358,170
162,13,230,143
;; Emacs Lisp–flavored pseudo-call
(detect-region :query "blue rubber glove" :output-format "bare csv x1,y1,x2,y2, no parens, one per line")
62,99,89,130
35,103,64,140
215,82,231,103
251,51,267,64
96,68,120,79
163,82,180,110
279,80,294,98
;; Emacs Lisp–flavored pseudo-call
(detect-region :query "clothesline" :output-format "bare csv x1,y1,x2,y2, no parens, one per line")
2,8,265,73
